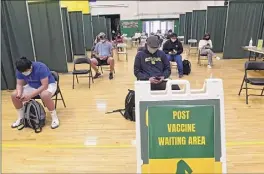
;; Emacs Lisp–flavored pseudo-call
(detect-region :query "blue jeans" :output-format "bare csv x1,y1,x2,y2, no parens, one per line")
166,54,183,75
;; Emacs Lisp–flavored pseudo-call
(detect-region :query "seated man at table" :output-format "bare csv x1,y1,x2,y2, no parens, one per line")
198,33,220,69
134,36,180,90
163,33,184,78
91,32,115,80
11,57,60,129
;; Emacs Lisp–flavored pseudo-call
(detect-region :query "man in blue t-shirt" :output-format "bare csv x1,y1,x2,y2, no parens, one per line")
11,57,59,129
90,32,115,80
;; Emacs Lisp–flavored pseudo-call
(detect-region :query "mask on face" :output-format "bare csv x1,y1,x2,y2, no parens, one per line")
171,39,176,42
101,39,106,43
147,46,158,54
22,70,31,76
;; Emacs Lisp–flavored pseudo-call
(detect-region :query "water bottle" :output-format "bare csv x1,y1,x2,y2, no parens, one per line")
249,37,253,47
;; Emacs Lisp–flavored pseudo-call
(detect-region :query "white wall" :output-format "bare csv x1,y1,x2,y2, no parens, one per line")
90,1,224,20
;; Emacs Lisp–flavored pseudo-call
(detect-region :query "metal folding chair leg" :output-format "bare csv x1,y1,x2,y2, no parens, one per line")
238,76,245,95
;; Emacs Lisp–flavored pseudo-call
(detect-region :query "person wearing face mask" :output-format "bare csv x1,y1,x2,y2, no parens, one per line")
11,57,59,129
198,33,221,69
134,36,180,90
90,32,115,80
163,33,184,78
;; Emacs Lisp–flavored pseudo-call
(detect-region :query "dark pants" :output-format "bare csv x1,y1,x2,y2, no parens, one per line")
151,81,180,91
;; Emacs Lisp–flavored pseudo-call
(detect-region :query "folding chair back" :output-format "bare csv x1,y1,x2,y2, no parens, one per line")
245,61,264,70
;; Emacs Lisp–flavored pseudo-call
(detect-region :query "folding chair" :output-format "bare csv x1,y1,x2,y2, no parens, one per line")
197,49,208,66
97,61,115,74
72,57,94,89
117,43,128,61
33,71,66,109
188,39,198,56
238,61,264,104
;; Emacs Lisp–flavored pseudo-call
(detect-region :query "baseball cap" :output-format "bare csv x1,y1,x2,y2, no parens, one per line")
98,32,106,38
146,36,160,48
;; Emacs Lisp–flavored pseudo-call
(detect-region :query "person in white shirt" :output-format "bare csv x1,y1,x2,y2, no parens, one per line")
198,33,220,68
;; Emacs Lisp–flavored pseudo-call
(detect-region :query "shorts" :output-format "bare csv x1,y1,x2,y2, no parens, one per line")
96,57,109,66
23,83,57,96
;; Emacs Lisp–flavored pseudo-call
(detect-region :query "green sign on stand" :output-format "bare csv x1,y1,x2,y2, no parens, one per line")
148,105,215,159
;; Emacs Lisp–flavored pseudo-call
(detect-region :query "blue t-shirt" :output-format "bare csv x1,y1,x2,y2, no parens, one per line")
16,62,55,89
94,41,113,57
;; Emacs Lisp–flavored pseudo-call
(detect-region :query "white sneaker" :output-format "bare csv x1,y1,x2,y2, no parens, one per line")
216,57,221,60
51,118,60,129
11,118,22,128
207,65,212,69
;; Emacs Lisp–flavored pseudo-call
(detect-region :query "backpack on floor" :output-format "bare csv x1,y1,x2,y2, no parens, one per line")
183,59,191,75
17,100,46,133
105,89,135,122
123,89,135,121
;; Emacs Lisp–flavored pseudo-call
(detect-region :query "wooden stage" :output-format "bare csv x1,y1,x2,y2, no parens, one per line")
2,48,264,173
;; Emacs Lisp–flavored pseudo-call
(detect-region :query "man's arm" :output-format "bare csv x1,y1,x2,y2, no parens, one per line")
93,43,100,58
15,71,25,97
134,52,150,80
162,41,170,54
161,52,171,79
28,67,50,98
176,41,183,55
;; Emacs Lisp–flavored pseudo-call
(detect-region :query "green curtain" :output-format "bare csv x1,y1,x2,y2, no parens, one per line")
1,1,35,90
206,6,227,53
83,14,94,50
184,12,192,44
99,16,107,37
106,18,112,40
92,16,100,40
28,1,68,72
223,1,264,59
61,7,73,62
179,14,185,36
191,10,206,41
68,11,86,55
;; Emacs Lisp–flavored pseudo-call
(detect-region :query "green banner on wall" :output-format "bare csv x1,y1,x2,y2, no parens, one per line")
148,105,215,159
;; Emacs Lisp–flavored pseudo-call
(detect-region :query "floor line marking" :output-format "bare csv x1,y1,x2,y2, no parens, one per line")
2,141,264,149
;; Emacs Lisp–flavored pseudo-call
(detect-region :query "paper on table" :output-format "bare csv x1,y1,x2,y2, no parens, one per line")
257,39,263,49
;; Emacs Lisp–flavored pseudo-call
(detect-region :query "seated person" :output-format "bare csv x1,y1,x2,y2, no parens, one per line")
163,33,184,78
198,33,220,69
115,33,124,51
134,36,179,90
166,29,173,39
11,57,59,129
90,33,115,80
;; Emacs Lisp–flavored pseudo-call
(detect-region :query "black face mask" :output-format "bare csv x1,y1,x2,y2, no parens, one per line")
205,38,210,40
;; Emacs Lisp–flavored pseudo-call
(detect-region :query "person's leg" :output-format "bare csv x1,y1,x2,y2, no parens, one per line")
10,85,35,128
90,58,101,78
40,83,59,129
166,54,173,62
107,57,115,80
174,55,183,78
201,49,212,68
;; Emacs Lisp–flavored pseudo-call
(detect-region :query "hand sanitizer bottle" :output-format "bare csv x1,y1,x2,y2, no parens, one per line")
249,37,253,47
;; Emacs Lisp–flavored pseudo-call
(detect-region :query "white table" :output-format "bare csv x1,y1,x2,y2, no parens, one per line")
242,46,264,61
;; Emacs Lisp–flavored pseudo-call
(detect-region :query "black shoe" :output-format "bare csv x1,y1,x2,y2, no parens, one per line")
94,72,101,79
109,72,113,80
179,74,183,78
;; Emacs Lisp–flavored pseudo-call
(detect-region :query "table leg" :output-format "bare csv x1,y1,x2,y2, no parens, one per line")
248,51,252,61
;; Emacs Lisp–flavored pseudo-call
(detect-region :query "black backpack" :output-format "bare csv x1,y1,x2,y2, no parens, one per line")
106,89,135,122
123,89,135,121
183,59,191,75
17,100,46,133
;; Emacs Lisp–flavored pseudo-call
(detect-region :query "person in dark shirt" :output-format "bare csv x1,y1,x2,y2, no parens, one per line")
163,33,184,78
134,36,179,90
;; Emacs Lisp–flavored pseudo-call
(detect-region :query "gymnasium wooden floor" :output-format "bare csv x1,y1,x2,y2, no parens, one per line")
2,47,264,173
